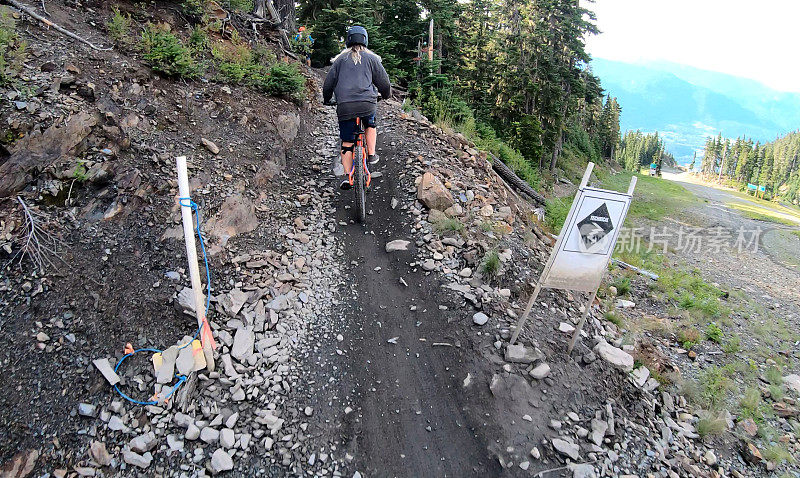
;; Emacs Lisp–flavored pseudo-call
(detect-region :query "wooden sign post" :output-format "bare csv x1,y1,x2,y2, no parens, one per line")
510,162,636,353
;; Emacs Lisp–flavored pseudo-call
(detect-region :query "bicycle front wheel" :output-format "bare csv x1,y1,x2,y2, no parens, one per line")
354,143,366,223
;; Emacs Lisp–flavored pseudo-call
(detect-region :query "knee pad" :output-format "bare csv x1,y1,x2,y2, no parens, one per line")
340,144,354,155
364,116,377,128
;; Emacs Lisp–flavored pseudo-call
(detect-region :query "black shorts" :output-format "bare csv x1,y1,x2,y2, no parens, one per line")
338,114,376,142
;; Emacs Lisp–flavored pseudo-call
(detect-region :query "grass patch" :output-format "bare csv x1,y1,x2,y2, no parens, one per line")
604,310,623,327
739,387,767,421
433,216,464,234
611,276,631,296
722,335,740,353
677,326,701,349
762,444,794,464
107,7,133,45
765,366,785,401
0,6,26,86
698,366,734,410
696,413,727,438
792,230,800,240
726,202,800,226
140,23,200,78
544,197,570,233
600,170,696,223
614,247,728,319
480,250,501,277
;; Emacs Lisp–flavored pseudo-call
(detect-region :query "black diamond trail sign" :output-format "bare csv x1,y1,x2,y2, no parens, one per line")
576,203,613,249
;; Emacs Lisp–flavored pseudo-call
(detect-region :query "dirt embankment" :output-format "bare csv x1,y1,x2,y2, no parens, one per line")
2,1,797,477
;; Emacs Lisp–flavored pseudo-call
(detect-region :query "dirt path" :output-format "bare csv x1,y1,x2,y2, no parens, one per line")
661,170,800,285
297,105,504,477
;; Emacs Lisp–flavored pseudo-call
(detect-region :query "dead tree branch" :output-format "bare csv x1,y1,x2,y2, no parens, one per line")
6,196,67,273
3,0,111,51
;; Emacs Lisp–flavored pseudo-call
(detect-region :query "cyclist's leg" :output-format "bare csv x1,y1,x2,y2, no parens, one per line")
364,114,377,156
339,119,357,174
341,142,354,173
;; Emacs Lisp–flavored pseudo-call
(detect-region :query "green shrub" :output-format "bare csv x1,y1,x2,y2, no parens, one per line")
256,62,306,100
212,41,260,83
0,6,26,86
107,7,132,45
72,161,88,182
182,0,206,15
544,197,570,233
140,24,199,78
225,0,254,11
188,26,210,52
705,322,723,343
480,250,501,277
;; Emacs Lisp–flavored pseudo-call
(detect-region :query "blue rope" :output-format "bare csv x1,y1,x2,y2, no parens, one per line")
112,197,212,405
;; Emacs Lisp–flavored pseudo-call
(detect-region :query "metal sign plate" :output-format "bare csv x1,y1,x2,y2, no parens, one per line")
541,187,632,292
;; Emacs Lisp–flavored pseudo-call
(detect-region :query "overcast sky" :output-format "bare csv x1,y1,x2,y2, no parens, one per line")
582,0,800,93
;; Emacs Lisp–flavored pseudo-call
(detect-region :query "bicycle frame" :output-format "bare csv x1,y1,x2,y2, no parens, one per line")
347,117,372,187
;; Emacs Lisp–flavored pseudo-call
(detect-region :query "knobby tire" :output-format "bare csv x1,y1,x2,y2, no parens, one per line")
354,143,366,223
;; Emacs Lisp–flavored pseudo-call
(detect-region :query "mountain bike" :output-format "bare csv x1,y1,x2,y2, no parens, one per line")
325,100,371,223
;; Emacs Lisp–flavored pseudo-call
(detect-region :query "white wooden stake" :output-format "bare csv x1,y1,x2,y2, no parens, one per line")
176,156,215,371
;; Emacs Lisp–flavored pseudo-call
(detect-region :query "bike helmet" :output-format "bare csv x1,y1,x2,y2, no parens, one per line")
346,25,368,48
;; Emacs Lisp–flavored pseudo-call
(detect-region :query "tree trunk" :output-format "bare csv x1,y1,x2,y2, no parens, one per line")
273,0,295,32
253,0,266,18
549,126,563,173
549,83,571,173
436,32,442,74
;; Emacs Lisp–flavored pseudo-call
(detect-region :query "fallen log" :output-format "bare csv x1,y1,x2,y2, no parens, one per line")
488,152,546,205
611,258,659,281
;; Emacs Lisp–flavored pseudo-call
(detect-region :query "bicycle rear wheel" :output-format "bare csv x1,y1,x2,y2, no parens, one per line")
354,143,366,223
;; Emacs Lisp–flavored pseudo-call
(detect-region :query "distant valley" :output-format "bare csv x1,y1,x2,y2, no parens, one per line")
591,58,800,164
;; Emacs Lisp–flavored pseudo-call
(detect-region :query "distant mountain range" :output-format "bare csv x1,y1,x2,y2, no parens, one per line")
590,58,800,164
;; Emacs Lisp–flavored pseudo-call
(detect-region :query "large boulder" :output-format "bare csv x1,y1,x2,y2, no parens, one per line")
205,194,258,246
0,111,97,197
593,340,634,372
417,171,454,210
276,113,300,144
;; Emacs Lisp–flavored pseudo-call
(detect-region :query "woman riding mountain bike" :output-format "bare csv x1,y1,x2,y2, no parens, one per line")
322,25,392,190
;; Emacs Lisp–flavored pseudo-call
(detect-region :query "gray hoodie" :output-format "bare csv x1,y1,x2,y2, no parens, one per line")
323,49,391,121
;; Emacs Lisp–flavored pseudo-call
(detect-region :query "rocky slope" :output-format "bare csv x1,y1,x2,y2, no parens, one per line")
1,1,798,478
